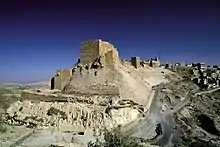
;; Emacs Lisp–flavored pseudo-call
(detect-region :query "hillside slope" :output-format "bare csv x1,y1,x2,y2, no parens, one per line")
63,63,169,107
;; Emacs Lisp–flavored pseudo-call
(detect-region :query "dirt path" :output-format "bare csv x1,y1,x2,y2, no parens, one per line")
122,84,220,146
0,126,34,147
166,87,220,115
195,87,220,96
9,131,34,147
165,95,191,115
121,85,181,147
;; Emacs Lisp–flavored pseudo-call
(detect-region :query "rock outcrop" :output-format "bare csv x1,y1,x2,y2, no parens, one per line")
5,100,141,132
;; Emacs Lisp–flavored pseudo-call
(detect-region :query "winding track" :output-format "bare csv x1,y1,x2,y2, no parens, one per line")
195,87,220,96
122,85,191,146
122,84,220,146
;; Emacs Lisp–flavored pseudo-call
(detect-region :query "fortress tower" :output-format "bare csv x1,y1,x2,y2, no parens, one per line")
80,39,119,66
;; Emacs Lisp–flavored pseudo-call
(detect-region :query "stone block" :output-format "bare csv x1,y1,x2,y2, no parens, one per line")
131,56,140,68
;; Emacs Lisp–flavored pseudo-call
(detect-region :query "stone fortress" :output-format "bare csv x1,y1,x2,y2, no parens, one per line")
51,39,119,90
51,39,161,91
5,39,168,135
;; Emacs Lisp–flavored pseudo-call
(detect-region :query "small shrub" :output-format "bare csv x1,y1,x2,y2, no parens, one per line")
88,127,144,147
47,107,67,120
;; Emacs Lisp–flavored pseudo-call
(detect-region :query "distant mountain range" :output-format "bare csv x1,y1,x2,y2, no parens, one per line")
24,81,50,86
0,81,50,88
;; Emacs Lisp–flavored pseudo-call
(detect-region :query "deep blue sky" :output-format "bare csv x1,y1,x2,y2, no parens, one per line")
0,0,220,82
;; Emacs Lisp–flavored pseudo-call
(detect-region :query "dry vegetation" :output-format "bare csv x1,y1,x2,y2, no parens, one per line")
88,127,148,147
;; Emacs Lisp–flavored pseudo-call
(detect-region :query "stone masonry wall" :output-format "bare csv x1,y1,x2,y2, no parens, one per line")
80,40,100,65
54,70,62,90
80,39,119,66
105,50,119,65
60,69,72,89
52,69,72,90
52,40,119,90
131,56,141,68
99,41,114,56
113,49,119,63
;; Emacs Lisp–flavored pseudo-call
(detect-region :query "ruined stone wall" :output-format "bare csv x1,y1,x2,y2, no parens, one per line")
63,66,123,97
105,50,119,65
131,57,141,68
61,69,72,88
54,70,62,90
80,40,100,65
99,41,114,56
99,41,119,66
112,49,119,64
152,60,161,67
52,69,72,90
144,60,160,67
121,59,132,67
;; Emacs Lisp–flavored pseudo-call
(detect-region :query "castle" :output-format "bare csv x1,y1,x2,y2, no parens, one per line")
51,39,160,90
6,39,164,132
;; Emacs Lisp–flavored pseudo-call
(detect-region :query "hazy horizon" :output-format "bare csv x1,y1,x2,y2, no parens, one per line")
0,0,220,82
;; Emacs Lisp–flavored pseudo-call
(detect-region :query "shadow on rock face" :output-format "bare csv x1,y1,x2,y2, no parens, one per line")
197,114,220,136
189,140,216,147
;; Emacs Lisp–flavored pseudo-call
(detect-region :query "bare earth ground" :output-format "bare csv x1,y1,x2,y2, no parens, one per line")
121,73,220,147
174,89,220,146
1,67,220,147
0,126,33,147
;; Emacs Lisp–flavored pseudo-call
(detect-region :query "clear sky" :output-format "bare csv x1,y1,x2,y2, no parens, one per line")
0,0,220,82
